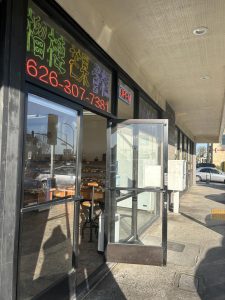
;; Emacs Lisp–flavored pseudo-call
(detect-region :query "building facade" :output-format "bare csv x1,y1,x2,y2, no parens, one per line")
0,1,195,299
212,135,225,170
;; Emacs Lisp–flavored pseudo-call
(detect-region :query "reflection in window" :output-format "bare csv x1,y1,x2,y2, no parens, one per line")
24,94,78,207
139,97,159,119
175,128,179,159
114,124,133,188
179,131,183,159
183,136,187,160
18,202,74,299
138,124,163,188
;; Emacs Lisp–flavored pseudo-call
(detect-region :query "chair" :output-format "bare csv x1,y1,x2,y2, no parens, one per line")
81,182,99,242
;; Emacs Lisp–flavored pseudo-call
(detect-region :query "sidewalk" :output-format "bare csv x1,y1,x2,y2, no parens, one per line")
82,183,225,300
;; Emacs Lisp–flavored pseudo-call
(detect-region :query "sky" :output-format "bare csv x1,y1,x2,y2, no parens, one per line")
196,143,207,151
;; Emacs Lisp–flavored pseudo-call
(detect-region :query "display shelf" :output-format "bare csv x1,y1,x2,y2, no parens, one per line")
81,161,106,190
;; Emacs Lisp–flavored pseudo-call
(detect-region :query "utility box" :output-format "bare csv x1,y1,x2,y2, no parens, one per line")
168,160,186,191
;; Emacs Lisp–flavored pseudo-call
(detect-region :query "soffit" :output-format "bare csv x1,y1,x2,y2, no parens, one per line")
56,0,225,142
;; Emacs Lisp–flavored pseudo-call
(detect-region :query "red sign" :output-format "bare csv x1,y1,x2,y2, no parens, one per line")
118,79,133,105
26,59,109,111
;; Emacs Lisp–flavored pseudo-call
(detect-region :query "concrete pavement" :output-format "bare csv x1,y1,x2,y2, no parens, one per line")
82,182,225,300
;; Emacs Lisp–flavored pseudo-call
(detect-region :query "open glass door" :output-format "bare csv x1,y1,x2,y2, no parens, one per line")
106,119,168,265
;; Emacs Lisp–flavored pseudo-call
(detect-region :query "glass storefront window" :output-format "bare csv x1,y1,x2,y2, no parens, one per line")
139,97,159,119
117,79,134,118
18,94,79,299
179,131,183,159
183,136,187,160
23,94,78,208
175,127,179,159
18,202,74,299
187,139,190,162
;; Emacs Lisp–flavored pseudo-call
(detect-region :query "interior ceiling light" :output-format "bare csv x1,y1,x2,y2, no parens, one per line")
200,75,210,80
193,27,208,36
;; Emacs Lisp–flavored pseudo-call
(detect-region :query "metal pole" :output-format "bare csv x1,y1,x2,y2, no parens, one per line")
64,122,75,153
131,194,138,241
50,144,55,178
129,124,139,243
162,191,168,265
91,186,95,219
162,121,168,266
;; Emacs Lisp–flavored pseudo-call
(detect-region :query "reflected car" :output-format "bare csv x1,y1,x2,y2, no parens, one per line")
24,177,42,190
24,168,42,190
36,165,76,188
196,167,225,183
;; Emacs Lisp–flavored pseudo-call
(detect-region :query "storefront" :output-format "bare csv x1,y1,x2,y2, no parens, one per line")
175,127,195,189
1,0,171,299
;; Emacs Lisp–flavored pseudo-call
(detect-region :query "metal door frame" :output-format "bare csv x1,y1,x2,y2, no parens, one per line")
17,85,84,298
105,119,168,266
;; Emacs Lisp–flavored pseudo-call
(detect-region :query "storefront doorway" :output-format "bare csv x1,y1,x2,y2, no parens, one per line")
77,110,107,285
16,2,168,298
17,94,109,299
17,93,168,299
18,93,81,299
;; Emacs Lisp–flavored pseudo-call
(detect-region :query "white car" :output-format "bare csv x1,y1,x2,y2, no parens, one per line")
36,165,76,188
196,167,225,183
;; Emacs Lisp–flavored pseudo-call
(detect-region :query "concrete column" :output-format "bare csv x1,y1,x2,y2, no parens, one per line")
0,0,27,299
192,152,197,185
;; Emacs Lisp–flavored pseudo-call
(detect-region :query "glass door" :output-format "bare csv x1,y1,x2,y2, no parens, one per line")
106,119,168,265
18,93,81,299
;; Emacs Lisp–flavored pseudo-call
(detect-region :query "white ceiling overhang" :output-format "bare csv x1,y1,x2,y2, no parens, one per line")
56,0,225,142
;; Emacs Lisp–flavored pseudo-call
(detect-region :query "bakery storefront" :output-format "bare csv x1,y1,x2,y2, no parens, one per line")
10,1,168,299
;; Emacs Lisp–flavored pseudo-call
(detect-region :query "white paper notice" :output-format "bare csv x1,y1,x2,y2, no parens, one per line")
144,165,162,188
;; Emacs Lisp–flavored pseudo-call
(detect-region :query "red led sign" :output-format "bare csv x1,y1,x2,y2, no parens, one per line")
119,87,132,104
26,59,108,111
118,80,133,105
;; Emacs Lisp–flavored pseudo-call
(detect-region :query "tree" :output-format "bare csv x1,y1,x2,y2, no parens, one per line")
196,144,207,163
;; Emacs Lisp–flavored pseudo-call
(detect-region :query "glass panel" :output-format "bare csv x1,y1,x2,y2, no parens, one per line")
179,131,183,159
117,79,134,118
137,192,162,246
115,194,133,242
111,123,134,188
138,124,163,189
23,94,78,208
175,128,179,159
112,191,162,244
18,202,74,299
110,121,164,245
78,111,106,285
183,136,187,160
139,97,159,119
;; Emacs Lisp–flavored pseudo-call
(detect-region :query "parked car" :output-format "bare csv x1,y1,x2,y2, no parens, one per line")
196,167,225,183
36,165,76,188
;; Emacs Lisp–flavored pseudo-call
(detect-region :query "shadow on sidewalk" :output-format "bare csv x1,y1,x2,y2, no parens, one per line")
205,192,225,204
195,214,225,300
198,182,225,192
83,269,127,300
